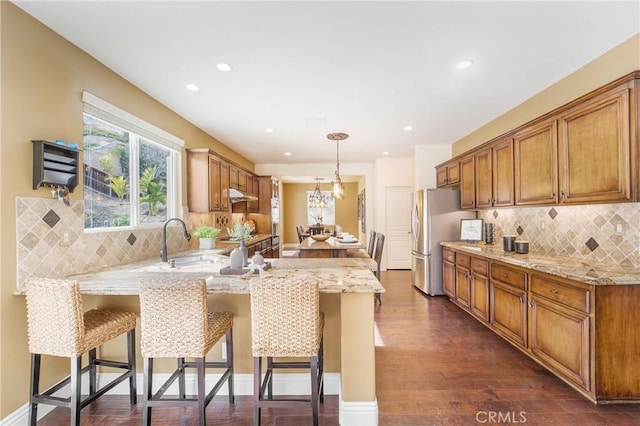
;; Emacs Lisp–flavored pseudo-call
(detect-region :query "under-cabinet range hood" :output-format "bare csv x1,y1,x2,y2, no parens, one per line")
227,188,258,203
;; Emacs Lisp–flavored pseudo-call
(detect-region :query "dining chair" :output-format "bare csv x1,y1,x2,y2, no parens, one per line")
296,225,305,243
373,232,385,305
25,277,137,426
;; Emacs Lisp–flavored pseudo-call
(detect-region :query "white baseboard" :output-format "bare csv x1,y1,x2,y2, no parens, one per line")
3,372,373,425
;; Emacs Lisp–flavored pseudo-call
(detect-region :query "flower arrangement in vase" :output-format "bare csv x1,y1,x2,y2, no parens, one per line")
227,222,252,267
192,226,221,249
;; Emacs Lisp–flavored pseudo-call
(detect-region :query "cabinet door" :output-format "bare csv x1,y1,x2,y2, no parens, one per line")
443,260,456,298
220,162,230,211
492,138,514,207
238,170,248,192
475,148,493,209
470,258,490,324
208,156,222,211
229,166,239,189
514,120,558,205
529,294,591,391
455,265,471,308
490,280,528,348
247,175,259,213
447,162,460,185
558,84,632,204
436,165,448,187
460,156,476,209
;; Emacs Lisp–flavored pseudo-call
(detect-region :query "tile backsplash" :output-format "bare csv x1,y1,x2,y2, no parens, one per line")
14,197,213,292
477,203,640,268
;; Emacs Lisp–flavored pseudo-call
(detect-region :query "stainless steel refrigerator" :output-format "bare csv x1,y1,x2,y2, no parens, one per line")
411,188,475,295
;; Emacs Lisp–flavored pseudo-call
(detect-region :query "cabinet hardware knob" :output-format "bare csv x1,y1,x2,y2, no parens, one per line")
551,192,555,198
550,289,558,294
528,301,534,307
519,295,525,303
502,273,508,278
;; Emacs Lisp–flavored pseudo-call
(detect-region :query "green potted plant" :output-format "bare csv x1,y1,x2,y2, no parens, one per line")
193,226,221,250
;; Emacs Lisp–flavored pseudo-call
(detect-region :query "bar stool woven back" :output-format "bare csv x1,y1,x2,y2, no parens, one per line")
249,275,324,426
138,278,234,426
25,277,137,426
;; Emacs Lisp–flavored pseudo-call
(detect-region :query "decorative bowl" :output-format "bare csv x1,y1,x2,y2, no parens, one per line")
309,234,331,242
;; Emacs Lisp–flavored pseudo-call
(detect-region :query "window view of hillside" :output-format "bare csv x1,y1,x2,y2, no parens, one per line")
83,114,170,229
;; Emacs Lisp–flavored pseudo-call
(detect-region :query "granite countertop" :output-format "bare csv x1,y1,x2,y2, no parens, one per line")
441,241,640,286
28,252,384,296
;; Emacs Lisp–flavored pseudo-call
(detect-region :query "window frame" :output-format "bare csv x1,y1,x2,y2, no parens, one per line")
82,91,184,232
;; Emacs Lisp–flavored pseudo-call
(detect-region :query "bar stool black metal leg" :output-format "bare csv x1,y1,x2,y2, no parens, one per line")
28,354,41,426
70,356,82,426
143,357,153,426
226,329,234,403
127,329,137,405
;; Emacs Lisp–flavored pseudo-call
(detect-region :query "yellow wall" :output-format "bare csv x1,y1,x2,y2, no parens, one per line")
452,34,640,156
0,3,255,416
282,182,359,244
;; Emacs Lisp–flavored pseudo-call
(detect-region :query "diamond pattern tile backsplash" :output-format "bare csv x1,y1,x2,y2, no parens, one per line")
15,197,196,292
478,203,640,268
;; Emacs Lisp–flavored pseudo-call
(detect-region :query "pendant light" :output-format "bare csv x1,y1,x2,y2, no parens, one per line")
309,177,326,224
327,132,348,199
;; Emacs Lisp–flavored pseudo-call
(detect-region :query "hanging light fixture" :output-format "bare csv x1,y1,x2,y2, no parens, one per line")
327,132,348,199
308,177,326,224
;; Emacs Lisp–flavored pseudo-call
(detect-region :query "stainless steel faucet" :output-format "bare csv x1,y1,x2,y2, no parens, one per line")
161,218,191,262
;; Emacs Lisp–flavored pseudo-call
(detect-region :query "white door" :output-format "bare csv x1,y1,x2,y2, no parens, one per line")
385,187,413,269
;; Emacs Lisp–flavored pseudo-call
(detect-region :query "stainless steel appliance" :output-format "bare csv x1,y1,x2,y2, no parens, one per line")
411,188,475,295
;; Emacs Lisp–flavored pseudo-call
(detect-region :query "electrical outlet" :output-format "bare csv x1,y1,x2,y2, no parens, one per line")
616,224,623,234
61,231,70,247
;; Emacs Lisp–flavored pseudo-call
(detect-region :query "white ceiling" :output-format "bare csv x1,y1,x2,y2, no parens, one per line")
13,1,640,169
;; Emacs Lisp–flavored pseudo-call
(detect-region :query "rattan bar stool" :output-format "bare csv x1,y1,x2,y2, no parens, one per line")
138,278,234,426
25,277,137,426
249,276,324,426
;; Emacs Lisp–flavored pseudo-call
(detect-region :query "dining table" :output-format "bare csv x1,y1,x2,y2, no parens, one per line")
297,235,365,258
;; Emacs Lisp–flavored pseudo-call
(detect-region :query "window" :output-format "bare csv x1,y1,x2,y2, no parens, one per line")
82,92,183,230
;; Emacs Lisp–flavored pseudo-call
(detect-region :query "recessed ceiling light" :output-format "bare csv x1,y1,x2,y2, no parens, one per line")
265,128,275,133
382,151,389,155
403,125,413,131
455,60,474,70
216,63,233,72
284,152,292,156
185,83,200,91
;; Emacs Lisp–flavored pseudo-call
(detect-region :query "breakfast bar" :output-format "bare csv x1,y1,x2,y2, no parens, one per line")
57,254,383,424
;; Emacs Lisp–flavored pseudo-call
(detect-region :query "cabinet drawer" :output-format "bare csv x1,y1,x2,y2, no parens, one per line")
456,253,470,267
471,257,488,275
530,275,590,314
491,263,527,290
443,247,456,263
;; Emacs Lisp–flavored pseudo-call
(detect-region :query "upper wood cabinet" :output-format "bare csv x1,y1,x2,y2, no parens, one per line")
220,162,230,211
558,83,632,204
436,160,460,187
459,156,476,209
247,174,260,213
439,72,638,209
474,148,492,209
514,119,558,206
492,138,515,207
187,149,226,212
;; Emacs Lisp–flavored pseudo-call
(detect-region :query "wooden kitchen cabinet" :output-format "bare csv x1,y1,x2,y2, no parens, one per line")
529,273,591,392
436,160,460,187
492,138,515,207
459,156,476,209
187,149,226,212
558,82,632,204
220,162,230,211
469,257,490,323
444,244,640,403
454,253,471,308
474,148,492,209
490,262,528,348
514,119,558,206
247,174,260,213
442,248,456,297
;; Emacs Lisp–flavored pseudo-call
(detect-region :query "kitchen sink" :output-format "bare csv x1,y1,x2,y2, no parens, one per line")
168,253,225,267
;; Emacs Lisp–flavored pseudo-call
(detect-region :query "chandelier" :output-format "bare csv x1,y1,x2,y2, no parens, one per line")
309,177,327,209
327,132,348,199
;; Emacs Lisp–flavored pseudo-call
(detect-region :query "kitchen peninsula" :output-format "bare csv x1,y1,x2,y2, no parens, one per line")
441,241,640,404
37,254,384,424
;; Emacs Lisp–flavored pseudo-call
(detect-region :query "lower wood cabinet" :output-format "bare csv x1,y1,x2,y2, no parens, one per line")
490,262,528,348
529,273,591,392
442,247,640,403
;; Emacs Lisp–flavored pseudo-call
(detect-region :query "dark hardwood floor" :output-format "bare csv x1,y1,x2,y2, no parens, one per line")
39,270,640,425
